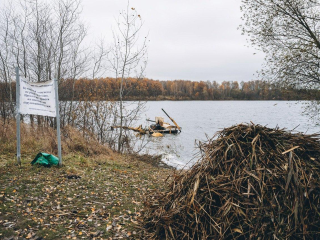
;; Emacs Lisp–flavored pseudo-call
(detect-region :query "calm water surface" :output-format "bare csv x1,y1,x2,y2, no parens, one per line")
137,101,318,168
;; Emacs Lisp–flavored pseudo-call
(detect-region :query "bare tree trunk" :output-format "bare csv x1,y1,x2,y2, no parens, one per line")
108,2,148,153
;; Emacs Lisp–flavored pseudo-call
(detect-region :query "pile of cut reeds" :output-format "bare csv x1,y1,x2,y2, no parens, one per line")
142,123,320,239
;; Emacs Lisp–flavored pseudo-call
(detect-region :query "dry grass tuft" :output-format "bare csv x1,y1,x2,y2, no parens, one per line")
142,123,320,239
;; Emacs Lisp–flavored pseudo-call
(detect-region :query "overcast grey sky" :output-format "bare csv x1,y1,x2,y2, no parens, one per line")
81,0,265,82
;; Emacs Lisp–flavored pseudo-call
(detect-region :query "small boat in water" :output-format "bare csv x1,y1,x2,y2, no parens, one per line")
148,117,180,134
148,109,181,136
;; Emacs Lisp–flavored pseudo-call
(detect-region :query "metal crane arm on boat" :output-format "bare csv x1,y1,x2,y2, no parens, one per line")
146,119,156,123
161,108,181,131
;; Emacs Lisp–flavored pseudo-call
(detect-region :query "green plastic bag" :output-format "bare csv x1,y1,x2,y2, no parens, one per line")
31,152,59,167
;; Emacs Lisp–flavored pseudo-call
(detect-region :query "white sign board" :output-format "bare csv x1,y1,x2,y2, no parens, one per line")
19,79,56,117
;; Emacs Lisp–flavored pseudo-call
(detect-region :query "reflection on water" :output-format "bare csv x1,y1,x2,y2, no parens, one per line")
135,101,318,168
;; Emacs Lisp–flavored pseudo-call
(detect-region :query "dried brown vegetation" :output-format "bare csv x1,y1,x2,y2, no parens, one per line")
0,120,111,158
142,123,320,239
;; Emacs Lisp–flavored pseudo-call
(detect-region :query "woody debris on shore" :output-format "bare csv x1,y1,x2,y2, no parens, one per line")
142,123,320,239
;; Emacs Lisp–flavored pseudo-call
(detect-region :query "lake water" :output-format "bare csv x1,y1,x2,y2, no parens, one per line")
137,101,318,168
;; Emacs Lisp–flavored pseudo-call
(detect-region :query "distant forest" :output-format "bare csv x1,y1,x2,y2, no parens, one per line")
58,78,320,101
1,78,319,101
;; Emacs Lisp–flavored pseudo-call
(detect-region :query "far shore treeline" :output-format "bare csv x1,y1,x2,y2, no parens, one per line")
46,78,320,101
60,78,320,101
1,78,319,102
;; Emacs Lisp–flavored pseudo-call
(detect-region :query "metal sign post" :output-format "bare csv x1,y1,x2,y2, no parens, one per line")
16,67,21,165
54,79,62,166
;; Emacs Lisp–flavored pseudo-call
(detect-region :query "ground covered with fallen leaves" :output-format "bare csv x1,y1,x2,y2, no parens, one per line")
0,153,173,240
